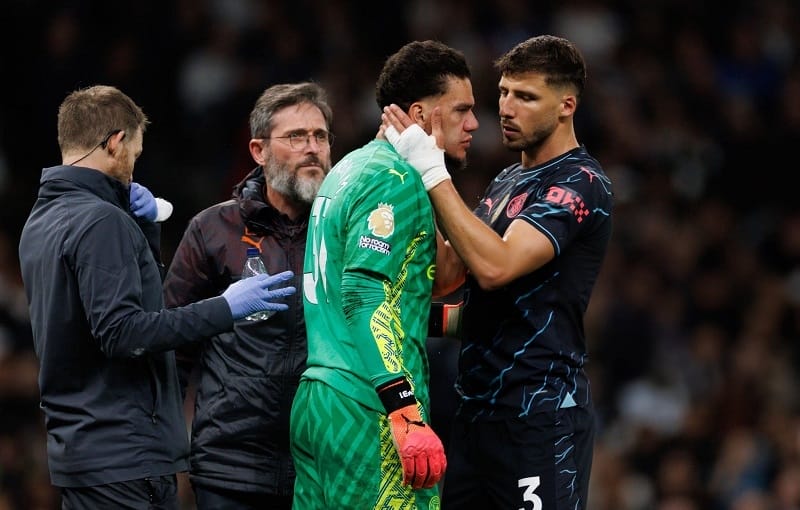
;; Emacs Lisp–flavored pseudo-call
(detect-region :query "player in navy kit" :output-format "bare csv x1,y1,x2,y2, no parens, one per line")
382,35,612,509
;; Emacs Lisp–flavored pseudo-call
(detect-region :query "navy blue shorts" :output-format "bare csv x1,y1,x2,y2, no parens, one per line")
441,406,595,510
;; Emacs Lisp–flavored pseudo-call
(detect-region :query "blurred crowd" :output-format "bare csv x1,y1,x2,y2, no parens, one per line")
1,0,799,508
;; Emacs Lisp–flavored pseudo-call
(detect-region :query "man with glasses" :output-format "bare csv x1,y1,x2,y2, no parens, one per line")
163,82,333,510
18,84,296,509
290,40,478,509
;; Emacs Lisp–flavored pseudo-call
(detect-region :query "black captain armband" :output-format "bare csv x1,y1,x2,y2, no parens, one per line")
376,377,416,414
427,300,464,338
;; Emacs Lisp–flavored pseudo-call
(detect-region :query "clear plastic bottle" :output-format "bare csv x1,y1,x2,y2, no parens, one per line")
241,247,274,321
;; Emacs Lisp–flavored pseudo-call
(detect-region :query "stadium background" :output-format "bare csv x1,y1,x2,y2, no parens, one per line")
0,0,799,508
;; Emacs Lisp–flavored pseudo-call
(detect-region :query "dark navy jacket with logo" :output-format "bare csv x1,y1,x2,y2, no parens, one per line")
18,165,234,487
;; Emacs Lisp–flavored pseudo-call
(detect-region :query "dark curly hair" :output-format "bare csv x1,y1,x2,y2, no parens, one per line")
375,40,471,111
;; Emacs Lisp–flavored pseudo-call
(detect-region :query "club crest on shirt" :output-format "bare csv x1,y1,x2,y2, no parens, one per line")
368,203,395,238
506,193,528,218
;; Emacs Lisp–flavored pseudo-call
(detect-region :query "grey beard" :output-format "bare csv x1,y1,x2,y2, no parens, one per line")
265,161,322,205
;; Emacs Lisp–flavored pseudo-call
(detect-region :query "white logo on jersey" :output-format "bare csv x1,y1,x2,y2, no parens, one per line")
358,236,391,255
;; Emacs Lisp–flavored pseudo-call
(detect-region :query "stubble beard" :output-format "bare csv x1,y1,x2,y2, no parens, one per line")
503,120,557,154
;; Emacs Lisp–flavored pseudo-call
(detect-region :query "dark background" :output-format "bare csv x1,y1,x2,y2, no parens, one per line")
1,1,799,508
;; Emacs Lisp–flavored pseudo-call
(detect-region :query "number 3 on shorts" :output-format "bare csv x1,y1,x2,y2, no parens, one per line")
518,476,542,510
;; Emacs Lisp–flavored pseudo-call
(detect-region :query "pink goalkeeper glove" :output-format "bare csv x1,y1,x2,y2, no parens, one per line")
378,377,446,489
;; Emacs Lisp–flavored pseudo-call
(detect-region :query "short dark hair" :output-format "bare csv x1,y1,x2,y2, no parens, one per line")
250,82,333,139
494,35,587,101
375,40,471,111
57,85,148,154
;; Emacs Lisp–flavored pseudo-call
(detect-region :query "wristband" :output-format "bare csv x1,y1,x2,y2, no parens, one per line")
376,376,416,414
420,165,451,191
428,300,464,337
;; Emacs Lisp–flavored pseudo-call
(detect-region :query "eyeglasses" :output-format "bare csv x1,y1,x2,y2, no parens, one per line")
266,131,334,151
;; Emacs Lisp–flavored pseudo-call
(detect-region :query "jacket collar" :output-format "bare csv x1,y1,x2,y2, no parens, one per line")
39,165,129,211
233,166,308,237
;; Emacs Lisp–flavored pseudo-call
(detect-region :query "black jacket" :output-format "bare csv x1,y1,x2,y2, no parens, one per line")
163,166,308,495
18,165,234,487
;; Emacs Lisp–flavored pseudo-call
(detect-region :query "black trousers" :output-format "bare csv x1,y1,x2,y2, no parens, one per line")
192,483,292,510
61,475,178,510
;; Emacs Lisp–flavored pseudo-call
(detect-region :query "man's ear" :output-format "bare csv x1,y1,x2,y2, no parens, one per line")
104,130,126,153
409,103,426,126
249,139,267,165
560,94,577,118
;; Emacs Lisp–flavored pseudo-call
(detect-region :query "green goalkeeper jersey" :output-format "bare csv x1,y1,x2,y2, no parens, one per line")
302,139,436,415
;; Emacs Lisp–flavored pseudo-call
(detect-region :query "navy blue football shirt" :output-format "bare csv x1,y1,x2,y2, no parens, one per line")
456,146,613,419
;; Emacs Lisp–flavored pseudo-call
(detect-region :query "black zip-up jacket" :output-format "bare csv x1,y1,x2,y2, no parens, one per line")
18,165,234,487
163,166,308,495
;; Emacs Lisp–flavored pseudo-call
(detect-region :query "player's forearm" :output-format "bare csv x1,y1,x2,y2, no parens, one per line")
432,230,466,297
341,270,406,387
429,180,512,290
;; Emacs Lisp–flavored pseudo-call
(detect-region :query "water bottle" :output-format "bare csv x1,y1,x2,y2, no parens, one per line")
241,247,274,321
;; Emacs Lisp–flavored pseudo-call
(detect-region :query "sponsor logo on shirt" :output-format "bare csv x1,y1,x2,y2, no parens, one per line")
368,203,395,238
359,235,391,255
545,186,590,223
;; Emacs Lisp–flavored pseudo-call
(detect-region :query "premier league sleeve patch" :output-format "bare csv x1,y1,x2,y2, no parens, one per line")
358,203,395,255
368,203,395,238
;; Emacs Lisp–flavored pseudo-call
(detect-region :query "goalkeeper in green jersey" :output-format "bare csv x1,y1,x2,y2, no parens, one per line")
290,40,479,509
